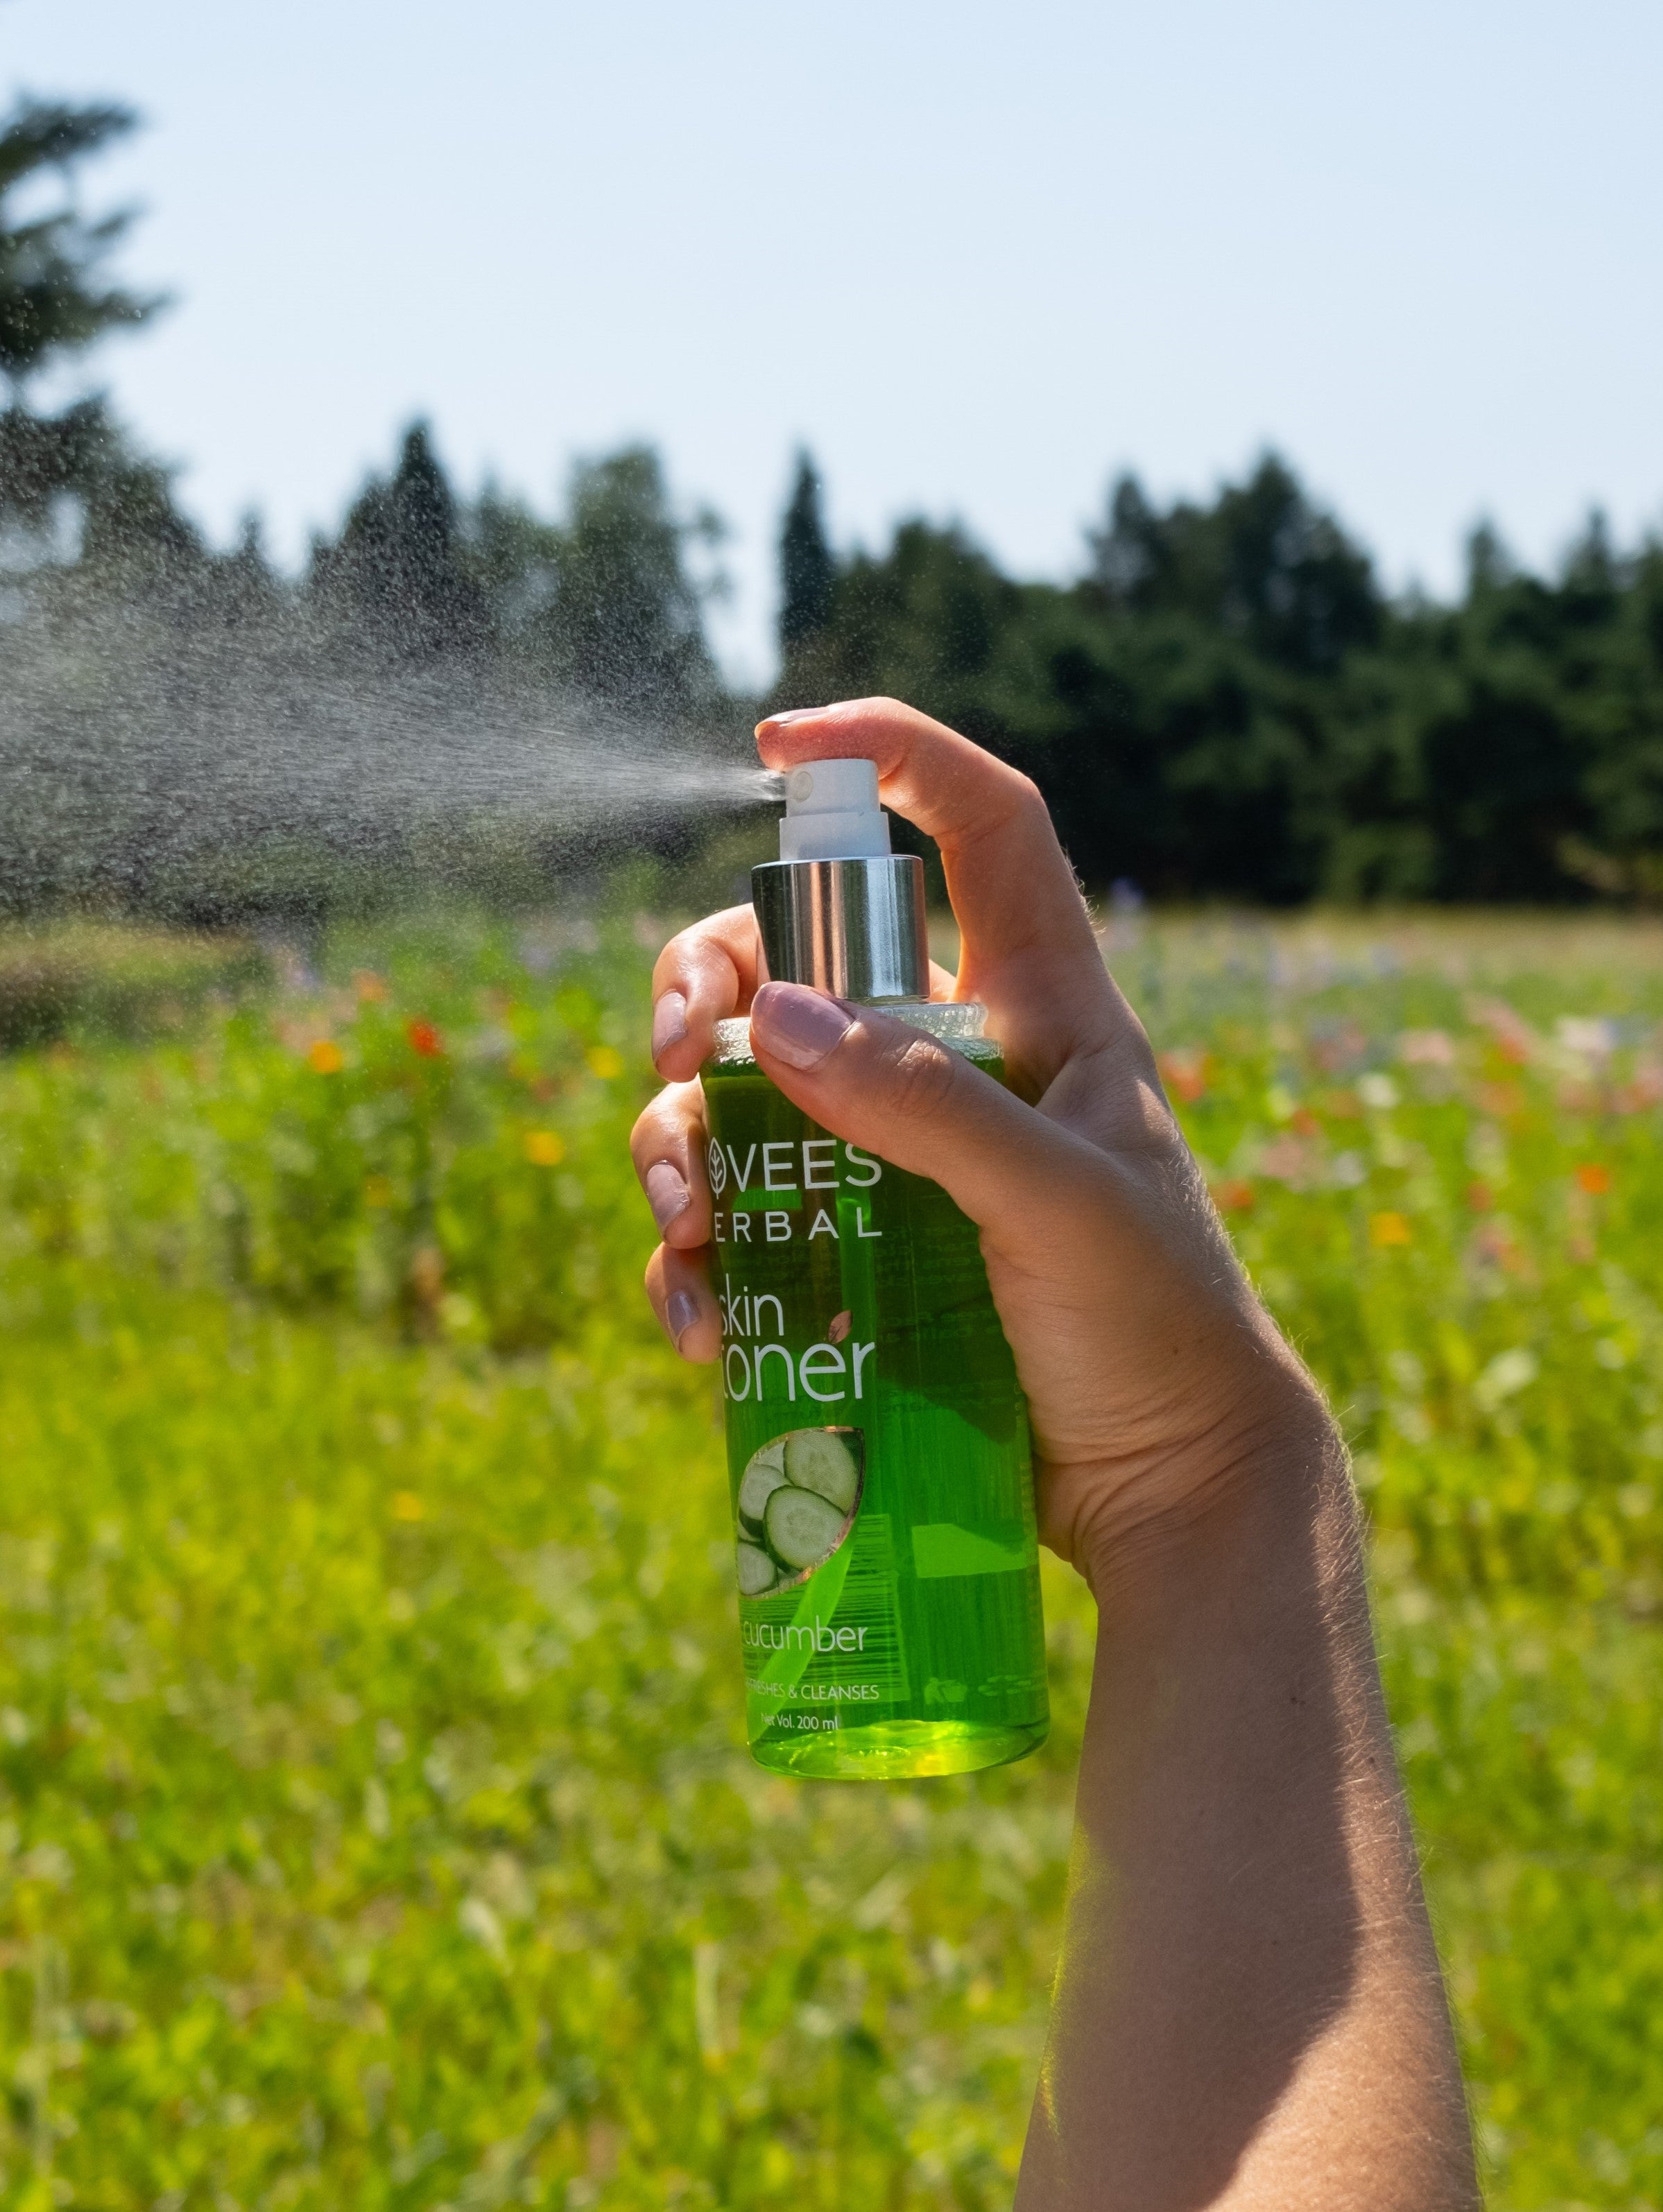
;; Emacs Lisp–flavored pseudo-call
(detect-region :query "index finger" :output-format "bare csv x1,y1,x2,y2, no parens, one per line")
757,698,1123,1064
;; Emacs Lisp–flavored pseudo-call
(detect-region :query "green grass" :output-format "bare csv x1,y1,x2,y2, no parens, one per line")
0,923,267,1051
1,908,1662,2206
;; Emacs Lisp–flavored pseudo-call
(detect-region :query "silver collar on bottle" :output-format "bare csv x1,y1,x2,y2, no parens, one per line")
751,854,929,1005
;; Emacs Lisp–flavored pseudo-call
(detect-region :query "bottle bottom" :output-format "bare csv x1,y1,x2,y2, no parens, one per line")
749,1716,1048,1781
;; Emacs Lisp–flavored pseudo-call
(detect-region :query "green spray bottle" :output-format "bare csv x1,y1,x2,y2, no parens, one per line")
702,759,1048,1779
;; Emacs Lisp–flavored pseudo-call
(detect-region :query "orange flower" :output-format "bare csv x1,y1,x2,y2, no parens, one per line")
307,1039,344,1074
524,1130,565,1166
406,1019,444,1058
1211,1178,1255,1213
1574,1162,1612,1195
1157,1048,1209,1104
1370,1211,1413,1248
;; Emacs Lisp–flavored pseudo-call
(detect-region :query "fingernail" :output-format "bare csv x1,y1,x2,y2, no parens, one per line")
750,983,854,1070
646,1161,690,1232
756,707,825,729
652,991,689,1062
666,1289,700,1347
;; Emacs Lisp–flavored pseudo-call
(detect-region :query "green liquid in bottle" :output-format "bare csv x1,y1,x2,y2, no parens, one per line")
704,1008,1049,1780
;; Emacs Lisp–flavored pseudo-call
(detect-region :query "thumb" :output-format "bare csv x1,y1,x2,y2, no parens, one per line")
744,982,1089,1240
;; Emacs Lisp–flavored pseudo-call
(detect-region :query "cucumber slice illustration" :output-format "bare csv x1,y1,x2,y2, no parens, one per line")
764,1484,847,1571
735,1541,778,1597
784,1428,859,1514
736,1441,789,1535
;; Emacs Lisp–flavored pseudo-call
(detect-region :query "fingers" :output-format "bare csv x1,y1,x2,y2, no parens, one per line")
634,1078,722,1360
649,904,759,1082
757,699,1123,1075
747,983,1152,1252
630,1079,712,1250
644,1242,721,1363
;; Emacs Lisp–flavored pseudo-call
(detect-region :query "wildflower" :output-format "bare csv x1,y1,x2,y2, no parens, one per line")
1556,1016,1617,1058
586,1045,625,1080
1399,1030,1456,1066
1473,1081,1524,1119
1574,1162,1612,1195
406,1019,444,1058
524,1130,565,1166
363,1175,394,1207
1257,1136,1318,1188
1157,1047,1209,1103
1358,1073,1399,1111
1474,1346,1538,1412
390,1492,425,1522
1370,1211,1413,1248
1466,1180,1495,1212
307,1039,344,1074
354,970,389,1004
1211,1178,1255,1213
1472,1220,1527,1275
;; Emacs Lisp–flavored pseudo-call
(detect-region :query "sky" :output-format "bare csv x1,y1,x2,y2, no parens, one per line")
7,0,1663,686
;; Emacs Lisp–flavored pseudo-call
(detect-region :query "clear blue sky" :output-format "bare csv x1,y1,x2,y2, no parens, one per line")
8,0,1662,685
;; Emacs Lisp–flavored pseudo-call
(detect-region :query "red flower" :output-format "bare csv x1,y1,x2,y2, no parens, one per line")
406,1019,444,1059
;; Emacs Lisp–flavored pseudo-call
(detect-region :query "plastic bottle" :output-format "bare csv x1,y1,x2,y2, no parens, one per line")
702,759,1049,1778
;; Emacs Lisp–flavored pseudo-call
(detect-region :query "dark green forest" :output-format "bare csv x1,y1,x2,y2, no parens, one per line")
5,92,1663,908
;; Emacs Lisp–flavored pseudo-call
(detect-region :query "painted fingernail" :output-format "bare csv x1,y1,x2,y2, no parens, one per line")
750,982,854,1069
666,1289,700,1347
646,1161,690,1232
652,991,689,1062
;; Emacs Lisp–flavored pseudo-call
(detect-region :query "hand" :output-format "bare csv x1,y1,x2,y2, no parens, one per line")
632,698,1330,1586
634,700,1476,2202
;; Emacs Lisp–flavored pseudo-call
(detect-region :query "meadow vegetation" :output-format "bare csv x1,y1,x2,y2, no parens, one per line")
0,909,1660,2206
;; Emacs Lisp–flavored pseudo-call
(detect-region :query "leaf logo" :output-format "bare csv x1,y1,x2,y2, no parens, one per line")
707,1139,727,1196
827,1309,853,1344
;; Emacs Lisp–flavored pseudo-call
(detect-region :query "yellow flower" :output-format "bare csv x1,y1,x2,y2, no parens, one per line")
586,1045,625,1080
307,1039,344,1075
390,1492,424,1522
1370,1210,1413,1247
524,1130,565,1166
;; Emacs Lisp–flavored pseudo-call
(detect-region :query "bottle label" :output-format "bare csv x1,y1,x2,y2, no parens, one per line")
705,1059,1049,1754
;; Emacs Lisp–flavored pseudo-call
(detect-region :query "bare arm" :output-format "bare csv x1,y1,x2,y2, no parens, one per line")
1022,1426,1476,2209
632,698,1479,2208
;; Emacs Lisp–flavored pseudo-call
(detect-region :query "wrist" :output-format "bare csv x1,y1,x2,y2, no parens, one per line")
1062,1384,1352,1610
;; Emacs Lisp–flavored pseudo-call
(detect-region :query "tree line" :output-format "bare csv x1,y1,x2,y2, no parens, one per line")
4,92,1662,906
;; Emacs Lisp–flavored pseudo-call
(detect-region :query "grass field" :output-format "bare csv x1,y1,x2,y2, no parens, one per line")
1,906,1662,2209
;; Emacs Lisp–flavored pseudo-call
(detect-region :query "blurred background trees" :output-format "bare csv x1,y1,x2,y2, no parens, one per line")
3,89,1663,908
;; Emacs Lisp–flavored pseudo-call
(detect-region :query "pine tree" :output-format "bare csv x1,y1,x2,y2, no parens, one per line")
0,98,163,391
315,422,486,662
778,449,836,657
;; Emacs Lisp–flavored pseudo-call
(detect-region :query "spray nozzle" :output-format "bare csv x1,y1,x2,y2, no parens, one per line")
777,757,892,863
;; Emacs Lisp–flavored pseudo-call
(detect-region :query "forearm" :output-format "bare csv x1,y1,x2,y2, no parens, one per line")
1019,1420,1478,2211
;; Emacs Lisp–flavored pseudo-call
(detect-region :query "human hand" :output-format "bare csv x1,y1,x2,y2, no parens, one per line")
631,698,1334,1590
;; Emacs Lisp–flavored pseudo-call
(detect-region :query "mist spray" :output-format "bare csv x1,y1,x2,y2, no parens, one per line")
703,761,1049,1779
